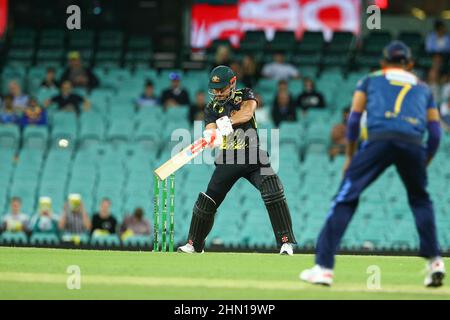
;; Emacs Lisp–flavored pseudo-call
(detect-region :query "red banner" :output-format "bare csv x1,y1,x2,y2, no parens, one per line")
191,0,360,48
0,0,8,38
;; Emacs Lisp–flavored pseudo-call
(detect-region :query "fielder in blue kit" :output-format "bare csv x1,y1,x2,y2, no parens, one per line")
300,41,446,287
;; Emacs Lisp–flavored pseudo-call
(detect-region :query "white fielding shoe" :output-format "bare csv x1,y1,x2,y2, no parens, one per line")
300,265,334,286
177,243,204,254
280,243,294,256
424,257,445,288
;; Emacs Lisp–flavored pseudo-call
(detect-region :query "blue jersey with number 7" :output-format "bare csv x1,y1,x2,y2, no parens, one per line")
355,68,437,139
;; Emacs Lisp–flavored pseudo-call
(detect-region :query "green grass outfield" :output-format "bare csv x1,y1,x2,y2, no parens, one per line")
0,247,448,299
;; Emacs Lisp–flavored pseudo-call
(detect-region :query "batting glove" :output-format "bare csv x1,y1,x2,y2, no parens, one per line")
216,116,234,136
203,129,222,148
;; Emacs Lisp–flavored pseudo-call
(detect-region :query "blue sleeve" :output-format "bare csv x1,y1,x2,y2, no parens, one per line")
426,121,441,157
426,89,437,110
355,76,369,94
346,111,362,142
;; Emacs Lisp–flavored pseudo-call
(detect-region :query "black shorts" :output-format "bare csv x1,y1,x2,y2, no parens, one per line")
205,148,275,207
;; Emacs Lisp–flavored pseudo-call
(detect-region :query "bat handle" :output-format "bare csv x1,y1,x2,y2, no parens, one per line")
190,138,208,154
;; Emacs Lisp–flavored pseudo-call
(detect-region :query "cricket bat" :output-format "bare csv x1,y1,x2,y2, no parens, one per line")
154,137,208,180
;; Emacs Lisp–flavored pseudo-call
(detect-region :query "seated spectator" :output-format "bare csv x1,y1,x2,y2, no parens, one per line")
1,197,29,233
8,80,29,113
297,78,325,112
329,107,350,158
20,97,48,128
161,72,190,108
0,94,20,124
135,80,159,109
261,52,299,81
29,197,59,236
241,55,259,89
41,67,59,89
212,45,231,69
189,91,206,123
60,51,99,90
45,80,90,114
273,79,291,104
91,198,117,236
271,90,296,127
58,194,91,236
426,20,450,55
120,207,150,240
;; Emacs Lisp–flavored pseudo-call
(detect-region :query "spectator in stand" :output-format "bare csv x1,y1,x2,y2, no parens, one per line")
212,45,232,69
241,55,259,88
7,80,29,113
0,95,20,124
60,51,99,90
189,91,206,124
297,78,325,112
426,20,450,54
120,207,150,241
1,197,29,234
273,79,291,104
29,197,59,236
271,90,297,127
91,198,118,237
45,80,90,114
58,194,91,236
329,107,351,158
254,93,270,126
20,97,48,128
161,72,190,108
261,52,299,81
135,80,159,109
40,67,59,89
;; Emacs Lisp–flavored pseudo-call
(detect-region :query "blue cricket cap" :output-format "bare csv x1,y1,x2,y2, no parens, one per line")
169,72,181,81
383,40,412,64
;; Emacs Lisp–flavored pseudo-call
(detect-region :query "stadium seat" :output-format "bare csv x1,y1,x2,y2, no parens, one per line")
30,233,60,245
79,111,105,146
362,31,392,55
296,31,324,53
90,234,121,247
22,126,49,149
327,31,354,53
269,31,296,52
0,125,20,149
122,235,152,247
240,30,266,53
0,232,28,245
106,119,134,143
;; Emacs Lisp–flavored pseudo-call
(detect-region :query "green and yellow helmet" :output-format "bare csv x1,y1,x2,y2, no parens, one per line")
208,65,237,105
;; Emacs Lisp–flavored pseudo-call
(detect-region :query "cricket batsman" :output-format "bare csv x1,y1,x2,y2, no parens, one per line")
177,65,297,255
300,41,446,287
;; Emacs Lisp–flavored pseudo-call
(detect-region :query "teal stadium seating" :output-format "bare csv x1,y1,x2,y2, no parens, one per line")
0,27,449,252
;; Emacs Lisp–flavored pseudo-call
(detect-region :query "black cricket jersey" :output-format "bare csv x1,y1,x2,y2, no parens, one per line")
204,87,259,148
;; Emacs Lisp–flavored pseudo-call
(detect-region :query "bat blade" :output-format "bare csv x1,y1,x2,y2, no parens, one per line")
154,138,208,180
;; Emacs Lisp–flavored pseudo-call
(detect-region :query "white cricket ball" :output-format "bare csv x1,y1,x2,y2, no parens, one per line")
58,139,69,148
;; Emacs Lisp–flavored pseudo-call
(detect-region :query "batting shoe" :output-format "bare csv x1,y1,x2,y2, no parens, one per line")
424,257,445,288
280,243,294,256
177,243,204,254
300,265,334,286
